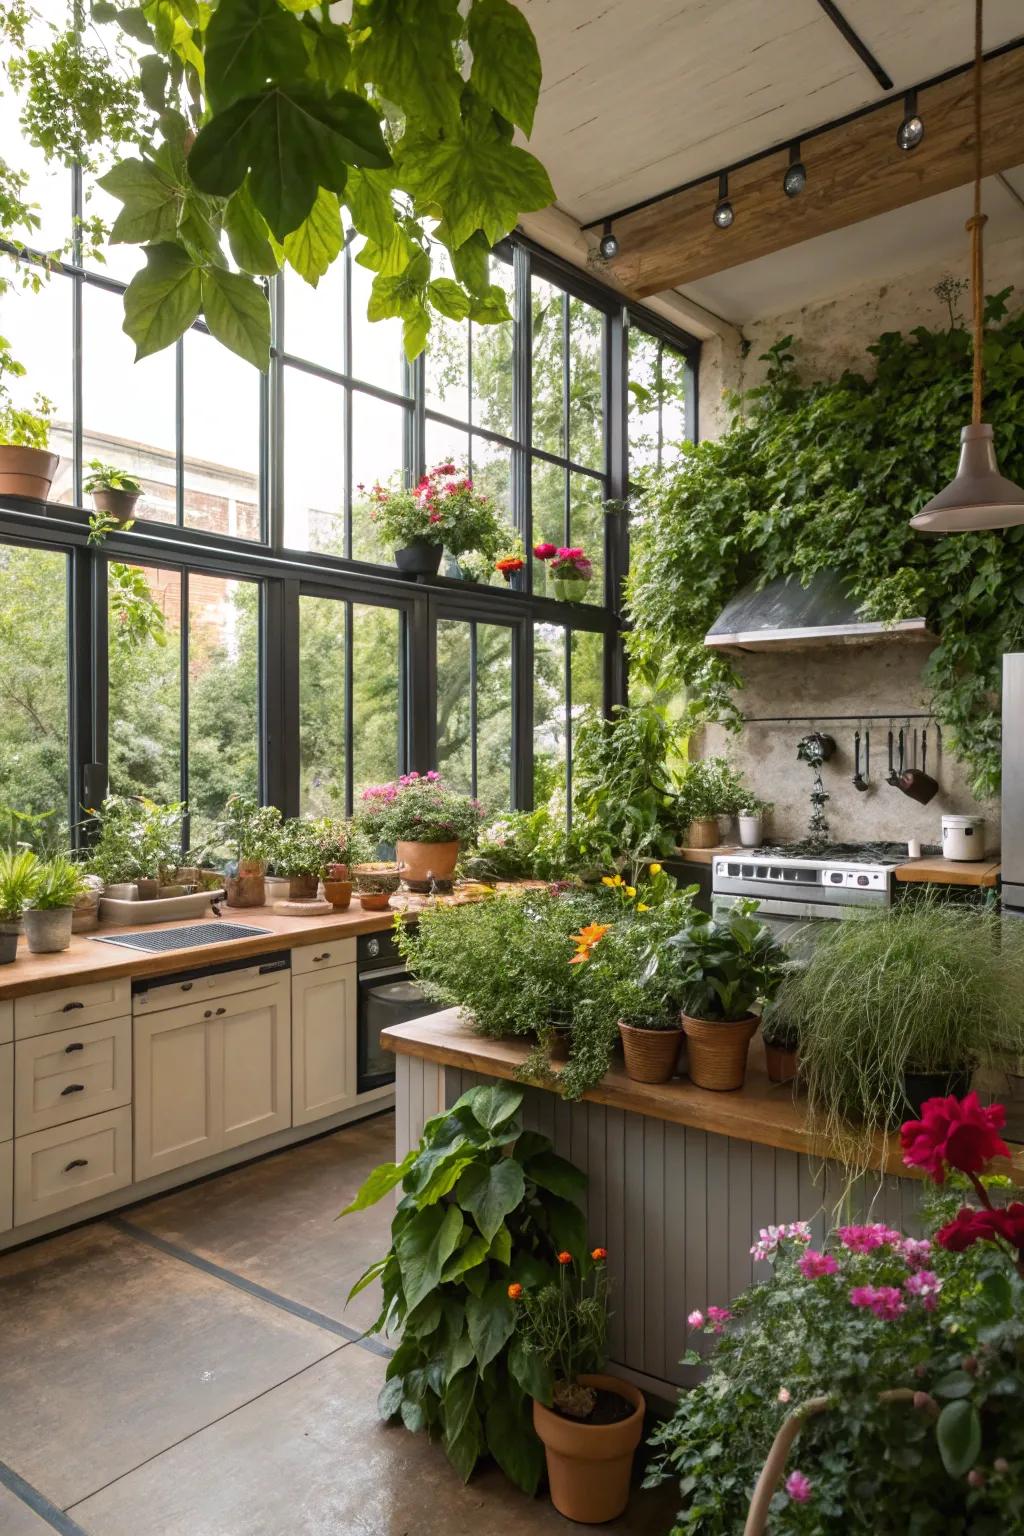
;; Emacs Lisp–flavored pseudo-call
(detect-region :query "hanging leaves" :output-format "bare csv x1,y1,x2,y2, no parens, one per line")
122,241,202,359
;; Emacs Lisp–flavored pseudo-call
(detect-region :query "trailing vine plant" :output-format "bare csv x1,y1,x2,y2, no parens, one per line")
625,290,1024,797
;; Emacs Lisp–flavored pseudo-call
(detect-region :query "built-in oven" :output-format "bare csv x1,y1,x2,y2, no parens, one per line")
357,926,430,1094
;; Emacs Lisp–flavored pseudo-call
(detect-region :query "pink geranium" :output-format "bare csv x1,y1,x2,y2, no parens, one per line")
797,1249,838,1279
849,1284,906,1320
785,1470,812,1504
837,1223,902,1254
904,1270,943,1310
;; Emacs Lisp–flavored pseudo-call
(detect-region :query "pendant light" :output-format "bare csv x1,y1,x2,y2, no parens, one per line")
910,0,1024,534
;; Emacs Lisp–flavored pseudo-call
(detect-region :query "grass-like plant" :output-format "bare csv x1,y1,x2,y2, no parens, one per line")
0,847,41,922
29,855,88,910
777,898,1024,1168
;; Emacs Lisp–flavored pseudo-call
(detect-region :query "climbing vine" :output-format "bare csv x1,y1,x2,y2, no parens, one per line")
625,291,1024,798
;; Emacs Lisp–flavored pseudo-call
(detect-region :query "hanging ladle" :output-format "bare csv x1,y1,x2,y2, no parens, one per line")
886,726,900,787
852,728,868,791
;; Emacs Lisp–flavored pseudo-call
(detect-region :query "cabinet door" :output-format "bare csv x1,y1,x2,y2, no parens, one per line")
291,963,356,1127
219,980,291,1150
134,1008,222,1180
0,1139,11,1233
15,1016,131,1136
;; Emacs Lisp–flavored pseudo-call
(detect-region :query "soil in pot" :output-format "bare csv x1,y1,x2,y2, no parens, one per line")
23,907,73,954
0,925,19,964
394,539,442,577
396,839,459,886
0,445,59,501
533,1373,645,1524
682,1013,757,1091
619,1020,684,1083
899,1068,974,1123
358,891,392,911
288,874,318,901
323,878,352,910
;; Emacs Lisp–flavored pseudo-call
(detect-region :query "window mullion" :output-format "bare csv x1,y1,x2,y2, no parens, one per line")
179,568,190,846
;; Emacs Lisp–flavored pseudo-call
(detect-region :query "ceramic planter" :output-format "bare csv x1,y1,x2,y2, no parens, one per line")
264,875,290,904
685,817,720,849
326,863,350,882
136,877,160,901
618,1020,684,1083
682,1012,757,1091
225,866,267,907
0,445,59,501
900,1068,973,1122
91,487,140,522
0,922,19,965
532,1374,645,1523
357,890,392,911
23,907,74,954
396,838,459,886
394,539,442,577
71,878,104,933
288,874,319,901
553,574,589,603
104,881,138,902
764,1042,799,1084
738,813,763,848
323,878,352,910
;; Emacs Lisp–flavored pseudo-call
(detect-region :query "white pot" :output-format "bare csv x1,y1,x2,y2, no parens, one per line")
942,815,985,862
738,813,763,848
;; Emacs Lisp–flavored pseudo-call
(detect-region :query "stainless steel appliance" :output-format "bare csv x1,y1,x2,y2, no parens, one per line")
357,927,430,1093
1002,652,1024,916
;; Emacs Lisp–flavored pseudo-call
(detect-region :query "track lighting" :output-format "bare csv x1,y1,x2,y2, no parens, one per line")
598,220,619,260
783,142,806,198
713,171,734,229
896,89,924,151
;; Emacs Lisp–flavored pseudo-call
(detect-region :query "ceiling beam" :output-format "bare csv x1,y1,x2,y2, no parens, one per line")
607,48,1024,298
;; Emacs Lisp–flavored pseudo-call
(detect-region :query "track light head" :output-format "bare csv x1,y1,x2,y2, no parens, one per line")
713,170,734,229
598,220,619,260
897,89,924,151
783,142,806,198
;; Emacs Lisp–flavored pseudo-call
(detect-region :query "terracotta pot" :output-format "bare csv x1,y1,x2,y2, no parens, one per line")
682,1012,757,1091
91,487,140,521
618,1020,684,1083
0,445,59,501
358,891,392,911
23,907,74,954
136,877,160,901
684,816,720,849
288,874,318,900
394,538,442,576
764,1043,799,1084
323,878,352,910
0,922,19,965
326,862,349,881
396,839,459,886
533,1374,645,1523
225,870,266,908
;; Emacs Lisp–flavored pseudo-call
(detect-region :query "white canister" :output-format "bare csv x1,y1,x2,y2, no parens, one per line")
942,814,986,861
737,813,763,848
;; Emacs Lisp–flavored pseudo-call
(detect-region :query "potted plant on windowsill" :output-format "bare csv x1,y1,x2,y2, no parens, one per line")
215,794,282,908
534,543,593,602
675,755,749,850
515,1247,645,1524
0,848,40,964
355,772,485,887
0,340,58,502
83,459,143,523
23,856,89,953
366,461,507,578
84,794,186,900
666,898,789,1091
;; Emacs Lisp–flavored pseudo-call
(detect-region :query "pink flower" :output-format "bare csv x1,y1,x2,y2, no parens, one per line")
785,1470,812,1504
904,1270,943,1311
777,1386,791,1403
686,1309,704,1329
533,542,557,559
429,510,442,523
849,1285,906,1320
797,1250,838,1279
901,1092,1010,1184
837,1223,902,1254
425,770,440,782
901,1237,933,1268
706,1305,732,1333
750,1221,813,1262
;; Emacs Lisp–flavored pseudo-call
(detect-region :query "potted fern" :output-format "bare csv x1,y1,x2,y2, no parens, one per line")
23,856,88,953
0,847,40,964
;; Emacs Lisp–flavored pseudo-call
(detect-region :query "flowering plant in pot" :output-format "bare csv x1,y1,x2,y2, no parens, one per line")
367,461,506,576
513,1247,644,1523
534,542,593,602
0,339,58,501
215,794,282,908
0,847,40,964
665,899,789,1091
356,772,485,886
311,819,371,909
83,459,142,524
24,856,88,953
495,535,526,583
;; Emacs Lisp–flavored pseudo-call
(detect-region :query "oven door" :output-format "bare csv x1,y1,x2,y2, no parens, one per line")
357,964,430,1093
712,894,841,960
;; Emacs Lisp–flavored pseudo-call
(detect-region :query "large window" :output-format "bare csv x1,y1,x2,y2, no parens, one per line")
0,542,70,832
628,324,695,475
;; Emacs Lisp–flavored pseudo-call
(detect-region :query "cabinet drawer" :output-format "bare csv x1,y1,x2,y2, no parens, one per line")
15,1017,131,1136
14,1107,132,1225
0,1140,11,1233
0,999,12,1046
0,1041,12,1143
15,978,131,1039
292,939,355,976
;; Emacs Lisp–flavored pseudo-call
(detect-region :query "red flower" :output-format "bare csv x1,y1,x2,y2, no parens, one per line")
900,1093,1010,1184
935,1207,1000,1253
495,556,524,574
533,542,557,559
557,1251,572,1265
507,1282,523,1299
591,1246,607,1261
991,1202,1024,1250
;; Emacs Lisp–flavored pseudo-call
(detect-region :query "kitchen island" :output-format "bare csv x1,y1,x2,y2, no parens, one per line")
384,1010,1024,1401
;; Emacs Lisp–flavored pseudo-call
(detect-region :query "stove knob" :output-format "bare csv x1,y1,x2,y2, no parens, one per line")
857,874,869,886
829,872,843,884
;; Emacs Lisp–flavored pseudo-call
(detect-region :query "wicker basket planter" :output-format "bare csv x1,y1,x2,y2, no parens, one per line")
618,1020,684,1083
684,816,720,849
682,1012,757,1091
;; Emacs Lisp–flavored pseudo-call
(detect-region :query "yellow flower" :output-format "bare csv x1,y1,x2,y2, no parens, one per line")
601,875,616,887
613,874,624,886
636,902,650,912
649,862,662,876
625,886,637,898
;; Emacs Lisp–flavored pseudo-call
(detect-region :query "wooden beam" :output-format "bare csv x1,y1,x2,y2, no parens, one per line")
607,48,1024,297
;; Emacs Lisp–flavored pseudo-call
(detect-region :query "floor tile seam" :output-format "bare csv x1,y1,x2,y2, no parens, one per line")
0,1459,91,1536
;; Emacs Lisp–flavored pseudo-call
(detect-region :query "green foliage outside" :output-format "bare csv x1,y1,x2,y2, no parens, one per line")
626,294,1024,797
340,1079,588,1494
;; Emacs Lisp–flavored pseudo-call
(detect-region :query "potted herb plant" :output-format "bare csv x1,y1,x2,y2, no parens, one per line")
313,820,370,910
356,772,485,887
515,1248,644,1523
351,864,401,911
676,756,749,850
23,856,88,953
0,847,40,964
367,461,507,577
666,899,789,1091
139,800,186,898
738,795,773,849
0,340,58,501
83,459,143,522
273,818,324,900
84,795,146,897
215,794,282,908
534,543,594,602
759,1001,799,1084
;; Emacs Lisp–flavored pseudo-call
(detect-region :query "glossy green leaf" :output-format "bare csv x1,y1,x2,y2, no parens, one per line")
466,1279,515,1369
441,1232,490,1282
932,1370,976,1401
377,1375,403,1420
223,182,280,275
457,1157,525,1243
352,0,463,131
338,1149,415,1213
201,267,271,369
468,283,512,325
936,1399,982,1478
508,1336,552,1405
402,302,430,362
485,1386,545,1494
282,188,343,286
445,229,492,296
303,13,352,89
469,1082,522,1132
204,0,309,110
345,167,396,247
442,1365,478,1443
395,1201,463,1313
488,1224,511,1266
400,1396,426,1433
99,158,180,246
139,55,171,111
543,1193,588,1259
524,1149,587,1204
122,242,202,361
444,1404,484,1483
397,118,554,248
346,1255,387,1302
467,0,542,135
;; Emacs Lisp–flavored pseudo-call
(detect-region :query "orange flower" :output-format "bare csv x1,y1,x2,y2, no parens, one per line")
573,923,610,947
591,1246,607,1261
507,1282,523,1299
568,950,589,965
557,1250,573,1265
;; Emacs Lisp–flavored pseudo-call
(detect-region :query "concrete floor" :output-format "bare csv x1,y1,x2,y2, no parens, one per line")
0,1111,676,1536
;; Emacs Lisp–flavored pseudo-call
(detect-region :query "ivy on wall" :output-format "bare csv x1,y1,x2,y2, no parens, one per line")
625,291,1024,798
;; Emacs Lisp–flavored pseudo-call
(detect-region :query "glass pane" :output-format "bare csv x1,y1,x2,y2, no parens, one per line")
1,276,74,503
0,22,72,256
282,367,345,555
349,242,406,395
533,622,567,811
425,419,469,473
471,254,514,438
475,623,513,813
531,459,564,598
283,261,344,371
0,544,69,827
351,391,407,562
352,604,402,794
425,247,469,423
661,344,691,461
299,595,346,818
83,284,177,525
188,575,260,852
569,471,605,606
436,619,472,794
108,563,181,806
570,628,604,726
568,297,604,471
627,326,662,474
182,328,261,540
531,277,565,455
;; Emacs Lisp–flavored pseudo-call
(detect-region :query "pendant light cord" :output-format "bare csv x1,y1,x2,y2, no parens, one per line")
968,0,987,426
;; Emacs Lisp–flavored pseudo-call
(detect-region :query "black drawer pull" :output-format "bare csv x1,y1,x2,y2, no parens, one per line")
215,1006,226,1016
61,1083,85,1096
181,982,193,992
313,952,330,962
63,1158,88,1172
64,1042,84,1054
203,1009,213,1019
61,1001,84,1013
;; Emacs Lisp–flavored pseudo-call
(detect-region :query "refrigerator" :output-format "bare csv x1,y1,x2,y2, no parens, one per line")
1002,652,1024,916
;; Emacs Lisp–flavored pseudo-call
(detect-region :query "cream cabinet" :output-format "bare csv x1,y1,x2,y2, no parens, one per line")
291,961,357,1126
134,978,291,1180
0,1140,11,1233
0,1041,12,1143
14,1106,132,1225
15,1016,131,1136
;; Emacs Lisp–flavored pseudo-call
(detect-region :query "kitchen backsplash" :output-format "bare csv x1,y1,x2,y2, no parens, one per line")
699,638,1000,851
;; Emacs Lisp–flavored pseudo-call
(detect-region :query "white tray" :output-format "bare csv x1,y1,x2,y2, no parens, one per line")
99,890,226,925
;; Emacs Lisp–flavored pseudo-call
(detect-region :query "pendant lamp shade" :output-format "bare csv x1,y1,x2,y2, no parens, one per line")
910,425,1024,533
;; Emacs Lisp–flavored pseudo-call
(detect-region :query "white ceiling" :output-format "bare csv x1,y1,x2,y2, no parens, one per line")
522,0,1024,322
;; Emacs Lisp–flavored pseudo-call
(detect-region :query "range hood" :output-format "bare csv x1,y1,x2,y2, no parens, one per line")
704,570,930,654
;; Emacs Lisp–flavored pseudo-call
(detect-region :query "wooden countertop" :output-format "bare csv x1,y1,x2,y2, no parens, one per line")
383,1009,1024,1183
893,854,1001,888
